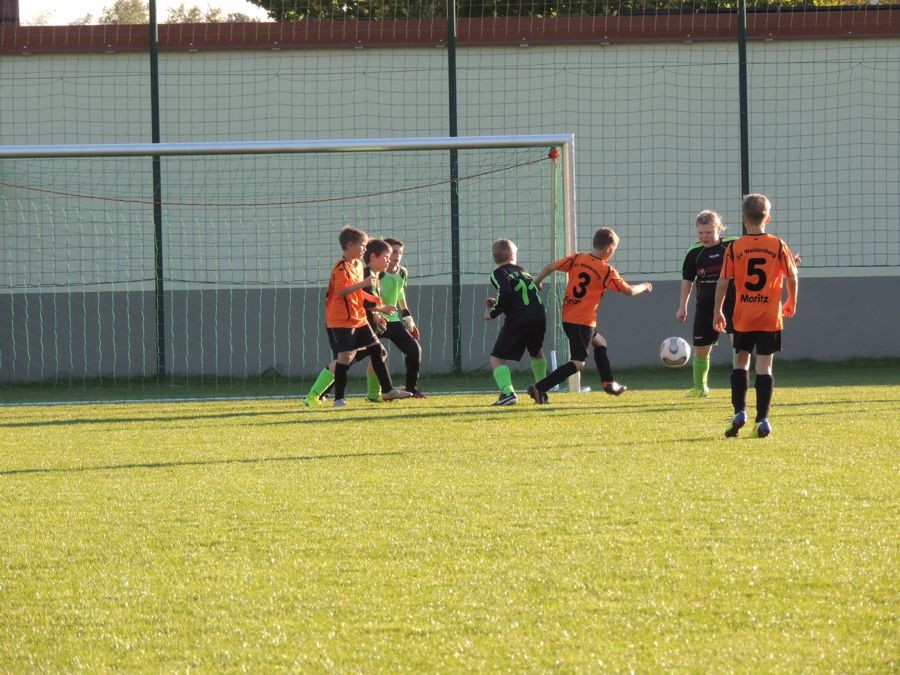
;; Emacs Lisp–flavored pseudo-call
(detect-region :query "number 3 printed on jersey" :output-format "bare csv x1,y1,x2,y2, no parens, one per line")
572,272,591,298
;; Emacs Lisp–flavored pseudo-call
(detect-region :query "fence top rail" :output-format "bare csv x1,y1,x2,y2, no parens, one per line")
0,135,575,159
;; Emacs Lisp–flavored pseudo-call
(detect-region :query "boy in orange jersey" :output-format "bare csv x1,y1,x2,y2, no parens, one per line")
714,194,798,438
301,226,412,408
526,227,653,404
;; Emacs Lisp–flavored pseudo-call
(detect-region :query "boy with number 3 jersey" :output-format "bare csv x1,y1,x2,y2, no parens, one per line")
715,194,798,438
527,227,653,404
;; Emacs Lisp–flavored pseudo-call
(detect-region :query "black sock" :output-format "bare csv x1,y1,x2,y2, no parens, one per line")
755,374,774,422
333,362,350,400
536,361,578,393
730,368,749,414
594,345,613,382
405,350,421,391
367,344,393,392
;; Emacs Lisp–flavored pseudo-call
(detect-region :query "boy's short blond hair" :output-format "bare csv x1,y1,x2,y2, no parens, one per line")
696,209,726,233
492,239,517,264
742,194,771,226
592,227,619,251
339,225,368,250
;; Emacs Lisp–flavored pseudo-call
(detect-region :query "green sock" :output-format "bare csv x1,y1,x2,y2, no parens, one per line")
693,355,710,389
366,370,381,400
531,357,547,382
492,365,514,395
308,367,334,398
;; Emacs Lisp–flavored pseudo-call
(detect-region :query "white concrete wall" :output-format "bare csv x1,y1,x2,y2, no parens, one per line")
1,39,897,379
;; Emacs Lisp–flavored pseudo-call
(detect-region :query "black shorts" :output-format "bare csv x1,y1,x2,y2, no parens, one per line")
563,322,596,362
381,321,422,359
733,330,782,356
327,324,379,357
491,311,546,362
693,302,733,347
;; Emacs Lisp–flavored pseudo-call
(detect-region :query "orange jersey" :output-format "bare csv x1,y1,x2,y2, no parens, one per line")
554,253,630,327
720,233,797,332
325,257,368,329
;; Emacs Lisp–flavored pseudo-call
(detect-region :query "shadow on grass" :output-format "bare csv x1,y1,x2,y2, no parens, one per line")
3,392,896,431
0,449,407,477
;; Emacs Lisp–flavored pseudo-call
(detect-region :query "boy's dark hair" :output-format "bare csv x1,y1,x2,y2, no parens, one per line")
742,193,771,226
339,225,368,250
592,227,619,250
491,239,517,264
384,237,404,248
363,238,390,264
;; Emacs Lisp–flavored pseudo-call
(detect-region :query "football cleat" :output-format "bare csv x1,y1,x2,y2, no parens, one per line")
492,392,518,406
382,388,413,401
527,384,549,404
405,388,427,399
333,398,347,409
300,395,320,408
725,410,748,437
366,395,383,403
603,381,628,396
751,419,772,438
685,387,710,398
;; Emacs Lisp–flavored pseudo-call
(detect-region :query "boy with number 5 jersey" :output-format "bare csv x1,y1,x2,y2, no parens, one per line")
715,194,798,438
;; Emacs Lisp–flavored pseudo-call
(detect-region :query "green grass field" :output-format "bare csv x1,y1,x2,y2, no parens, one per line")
1,361,898,671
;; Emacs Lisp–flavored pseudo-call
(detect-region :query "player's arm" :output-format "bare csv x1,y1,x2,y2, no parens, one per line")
485,271,512,320
782,274,798,318
676,280,693,322
713,278,729,332
337,274,375,297
609,270,652,297
532,261,559,290
621,281,652,296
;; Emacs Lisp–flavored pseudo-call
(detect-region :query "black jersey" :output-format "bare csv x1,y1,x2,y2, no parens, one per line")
681,237,737,308
488,263,544,318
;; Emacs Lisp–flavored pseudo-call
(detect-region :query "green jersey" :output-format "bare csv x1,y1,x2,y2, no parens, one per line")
378,267,408,322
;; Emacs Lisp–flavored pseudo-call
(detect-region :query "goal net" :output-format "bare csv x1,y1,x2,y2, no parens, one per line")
0,135,575,397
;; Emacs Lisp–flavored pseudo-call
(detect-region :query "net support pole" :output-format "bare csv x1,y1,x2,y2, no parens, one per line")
737,0,750,234
559,140,582,393
447,0,462,373
149,0,166,378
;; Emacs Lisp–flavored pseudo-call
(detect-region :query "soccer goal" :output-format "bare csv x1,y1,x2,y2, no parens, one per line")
0,134,576,397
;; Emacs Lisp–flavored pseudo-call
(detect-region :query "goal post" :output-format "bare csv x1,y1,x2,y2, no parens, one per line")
0,134,577,396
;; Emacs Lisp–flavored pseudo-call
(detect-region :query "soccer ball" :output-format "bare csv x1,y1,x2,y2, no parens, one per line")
660,337,691,368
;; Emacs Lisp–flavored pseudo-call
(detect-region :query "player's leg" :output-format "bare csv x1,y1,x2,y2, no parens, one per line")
365,362,382,402
750,331,780,438
591,332,626,395
360,326,412,401
385,322,424,396
689,344,713,397
725,332,753,436
302,362,336,406
529,323,588,403
489,356,518,406
332,351,355,408
303,326,348,407
689,306,716,397
489,319,528,405
527,314,548,383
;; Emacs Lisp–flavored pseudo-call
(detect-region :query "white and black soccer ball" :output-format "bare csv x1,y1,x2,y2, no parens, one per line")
660,336,691,368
